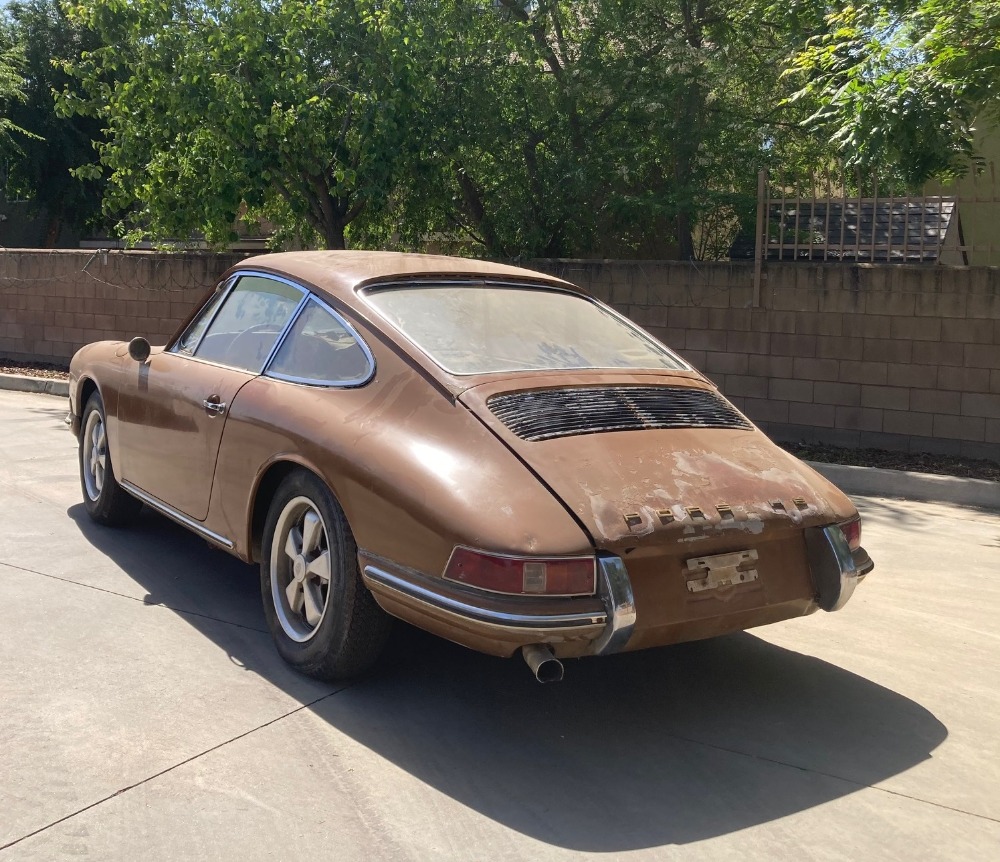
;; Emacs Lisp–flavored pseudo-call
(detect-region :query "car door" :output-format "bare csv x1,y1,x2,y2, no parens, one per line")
116,273,306,520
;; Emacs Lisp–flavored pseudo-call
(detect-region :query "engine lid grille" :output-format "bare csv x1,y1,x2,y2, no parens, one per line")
487,386,752,442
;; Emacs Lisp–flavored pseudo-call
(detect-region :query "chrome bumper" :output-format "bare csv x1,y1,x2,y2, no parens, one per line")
805,525,873,612
361,552,637,656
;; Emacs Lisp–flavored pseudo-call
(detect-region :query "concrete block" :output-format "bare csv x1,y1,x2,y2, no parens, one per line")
793,357,841,382
748,355,794,378
883,409,935,437
680,349,707,370
742,397,789,423
941,319,994,344
865,291,916,316
886,363,937,389
863,338,913,364
933,414,986,442
838,360,888,385
769,378,813,403
834,405,883,432
686,329,729,352
861,385,910,411
986,418,1000,444
726,330,770,354
967,294,1000,321
938,365,1000,392
772,287,820,313
961,393,1000,419
915,291,968,318
911,389,961,415
890,317,943,342
788,401,836,427
816,336,864,361
814,382,862,407
912,341,965,367
848,314,892,339
770,333,817,358
762,310,798,334
964,343,1000,369
795,312,844,337
705,352,750,375
992,369,1000,394
722,374,769,398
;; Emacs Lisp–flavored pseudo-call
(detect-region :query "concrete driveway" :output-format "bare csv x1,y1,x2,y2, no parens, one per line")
0,388,997,861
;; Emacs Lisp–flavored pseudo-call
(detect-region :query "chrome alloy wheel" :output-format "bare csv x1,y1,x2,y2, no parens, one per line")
270,496,333,642
82,408,108,502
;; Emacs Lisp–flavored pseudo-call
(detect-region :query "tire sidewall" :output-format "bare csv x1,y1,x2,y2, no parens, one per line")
260,471,360,671
80,393,113,517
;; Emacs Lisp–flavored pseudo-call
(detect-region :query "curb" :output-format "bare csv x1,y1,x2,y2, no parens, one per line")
0,372,69,398
807,460,1000,510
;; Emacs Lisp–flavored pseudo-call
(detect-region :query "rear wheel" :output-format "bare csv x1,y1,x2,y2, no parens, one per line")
260,470,391,680
79,392,142,526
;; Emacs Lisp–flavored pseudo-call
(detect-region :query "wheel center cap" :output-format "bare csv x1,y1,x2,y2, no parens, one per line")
293,555,306,581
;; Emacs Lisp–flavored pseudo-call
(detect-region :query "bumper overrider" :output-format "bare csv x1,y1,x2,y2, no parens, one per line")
360,530,871,662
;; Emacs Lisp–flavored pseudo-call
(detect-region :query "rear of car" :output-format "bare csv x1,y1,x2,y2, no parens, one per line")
361,279,873,664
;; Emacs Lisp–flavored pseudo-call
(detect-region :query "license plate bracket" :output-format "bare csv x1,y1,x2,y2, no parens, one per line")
685,549,759,593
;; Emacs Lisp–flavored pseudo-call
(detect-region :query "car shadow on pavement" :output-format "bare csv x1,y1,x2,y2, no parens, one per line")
70,503,948,852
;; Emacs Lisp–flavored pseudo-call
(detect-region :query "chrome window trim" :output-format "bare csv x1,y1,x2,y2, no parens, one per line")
120,480,234,549
363,565,607,630
360,280,690,377
170,271,309,374
170,275,238,356
262,294,376,389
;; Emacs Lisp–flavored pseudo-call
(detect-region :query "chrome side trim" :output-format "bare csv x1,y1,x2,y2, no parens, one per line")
120,481,234,549
805,524,858,612
363,565,606,630
592,553,637,655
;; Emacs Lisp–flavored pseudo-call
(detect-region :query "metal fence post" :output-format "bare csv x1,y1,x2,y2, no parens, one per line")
753,169,766,307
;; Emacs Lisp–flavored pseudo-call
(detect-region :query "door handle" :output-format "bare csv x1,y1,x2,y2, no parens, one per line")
203,398,227,415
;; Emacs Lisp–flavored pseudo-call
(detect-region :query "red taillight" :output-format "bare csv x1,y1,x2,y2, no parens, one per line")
839,516,862,551
444,547,597,596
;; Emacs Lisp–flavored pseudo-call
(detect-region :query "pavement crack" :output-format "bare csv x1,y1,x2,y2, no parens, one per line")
0,559,268,634
0,682,361,853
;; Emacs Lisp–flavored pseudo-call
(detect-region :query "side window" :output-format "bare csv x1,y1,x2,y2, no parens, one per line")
194,275,304,372
174,281,230,355
266,299,373,385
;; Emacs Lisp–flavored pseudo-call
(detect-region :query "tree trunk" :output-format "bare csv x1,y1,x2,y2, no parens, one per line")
323,221,347,250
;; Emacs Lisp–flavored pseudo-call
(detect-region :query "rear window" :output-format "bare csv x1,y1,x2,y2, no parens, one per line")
364,285,686,375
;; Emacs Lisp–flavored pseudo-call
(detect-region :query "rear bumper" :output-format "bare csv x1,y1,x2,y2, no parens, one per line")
360,552,635,659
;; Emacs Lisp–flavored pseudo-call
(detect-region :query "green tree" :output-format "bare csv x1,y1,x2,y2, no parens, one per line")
1,0,109,245
64,0,424,248
386,0,836,260
0,41,28,159
787,1,1000,182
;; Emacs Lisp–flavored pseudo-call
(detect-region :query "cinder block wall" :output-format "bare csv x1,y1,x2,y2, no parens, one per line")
1,250,998,461
533,260,1000,461
0,249,248,362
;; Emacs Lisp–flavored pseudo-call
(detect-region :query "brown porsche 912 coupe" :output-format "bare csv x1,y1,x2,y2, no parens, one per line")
69,252,872,682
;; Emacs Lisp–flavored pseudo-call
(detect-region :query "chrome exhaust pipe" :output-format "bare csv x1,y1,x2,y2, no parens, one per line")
522,644,564,683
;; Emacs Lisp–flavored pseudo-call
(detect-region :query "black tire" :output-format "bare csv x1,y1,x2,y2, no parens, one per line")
260,469,392,680
79,392,142,526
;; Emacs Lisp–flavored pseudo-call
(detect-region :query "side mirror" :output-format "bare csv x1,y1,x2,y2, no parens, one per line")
128,336,151,363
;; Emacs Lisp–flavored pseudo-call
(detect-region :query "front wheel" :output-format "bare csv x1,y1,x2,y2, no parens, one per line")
260,470,391,680
79,392,142,526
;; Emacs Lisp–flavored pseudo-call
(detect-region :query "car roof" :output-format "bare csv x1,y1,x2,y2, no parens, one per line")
225,251,578,304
